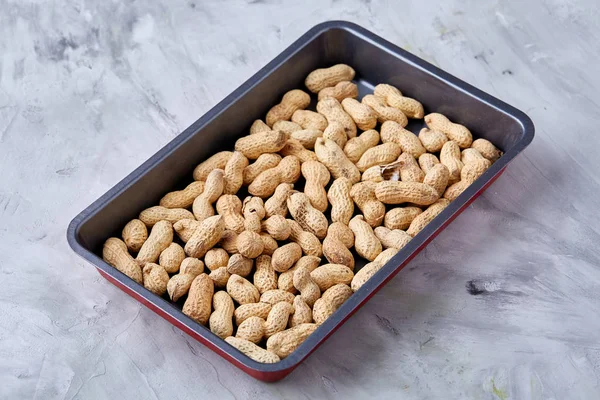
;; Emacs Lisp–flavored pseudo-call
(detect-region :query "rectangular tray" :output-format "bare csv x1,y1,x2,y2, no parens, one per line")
67,21,534,382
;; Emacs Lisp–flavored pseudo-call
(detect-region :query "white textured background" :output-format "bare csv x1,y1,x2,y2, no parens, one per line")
1,0,600,399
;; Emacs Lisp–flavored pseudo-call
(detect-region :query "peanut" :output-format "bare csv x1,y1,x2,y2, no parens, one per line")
291,110,328,131
344,129,380,163
361,94,408,126
418,153,440,173
260,289,295,305
103,238,143,283
461,148,488,165
301,161,330,212
242,196,265,233
122,219,148,252
253,255,278,294
136,220,173,265
351,248,398,291
173,219,201,243
223,151,249,195
250,119,270,135
248,155,301,198
442,181,467,201
209,291,235,338
312,284,353,325
259,233,279,256
219,230,239,254
216,195,245,233
398,153,426,183
356,142,402,172
384,207,423,230
440,141,464,185
287,192,328,239
226,253,253,277
327,177,354,225
272,243,303,273
236,316,265,344
461,158,491,184
192,169,224,222
290,296,313,327
266,89,311,127
317,80,358,102
293,266,321,307
279,139,318,163
266,323,318,358
290,129,323,149
227,274,260,305
160,181,205,209
209,267,230,289
361,166,384,183
380,121,426,158
236,231,264,259
278,256,321,293
350,181,385,228
182,273,214,325
374,83,424,119
423,163,450,196
425,113,473,148
167,258,204,302
272,120,302,137
349,215,382,261
193,151,232,181
234,130,287,160
265,302,295,338
406,199,450,236
316,98,356,139
139,206,194,227
225,336,280,364
159,242,186,273
184,215,225,258
418,128,448,153
322,222,354,269
375,181,439,206
374,226,411,250
287,219,323,257
310,264,354,291
322,121,347,148
305,64,355,93
234,302,272,326
315,138,361,183
341,98,377,130
261,215,290,240
204,248,229,271
243,154,282,185
471,138,503,162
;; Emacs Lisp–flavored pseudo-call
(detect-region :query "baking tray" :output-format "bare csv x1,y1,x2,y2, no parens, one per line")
67,21,534,381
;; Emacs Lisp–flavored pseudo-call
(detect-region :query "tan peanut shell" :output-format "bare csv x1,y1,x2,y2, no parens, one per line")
351,248,398,291
293,267,321,307
301,161,331,212
204,248,229,271
160,181,205,209
159,242,186,273
184,215,225,258
317,80,358,102
471,138,503,162
272,120,302,137
236,316,266,344
103,238,143,283
234,130,287,160
136,220,173,265
291,110,328,131
312,284,353,325
461,148,487,165
328,177,354,225
173,219,201,243
384,207,423,230
290,129,323,149
209,291,235,339
407,199,451,237
227,274,260,305
350,181,385,228
305,64,355,93
418,153,440,174
250,119,270,135
440,141,464,185
374,226,411,250
193,151,232,181
349,215,382,261
290,296,313,327
278,256,321,293
355,142,402,172
265,302,295,338
315,138,361,184
266,323,318,359
279,139,318,163
361,166,384,183
216,195,245,233
122,219,148,252
208,266,231,288
266,89,311,127
253,255,278,294
243,153,282,185
341,98,377,130
361,94,408,126
265,183,293,219
182,273,214,325
287,192,328,239
395,153,425,183
139,206,194,227
423,163,450,196
443,181,468,201
242,196,266,233
316,98,357,139
259,233,279,256
322,121,347,149
192,169,224,222
260,289,295,305
272,243,303,273
380,121,426,158
310,264,354,292
374,84,424,119
418,128,448,153
461,158,491,184
223,151,249,195
248,156,301,198
225,336,280,364
234,302,272,326
322,222,354,269
167,258,204,302
425,113,473,148
227,254,253,277
236,231,264,259
375,181,439,206
287,219,323,257
261,215,290,240
344,129,380,163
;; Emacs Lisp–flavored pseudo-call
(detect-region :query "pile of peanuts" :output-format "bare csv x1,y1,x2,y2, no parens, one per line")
102,64,502,364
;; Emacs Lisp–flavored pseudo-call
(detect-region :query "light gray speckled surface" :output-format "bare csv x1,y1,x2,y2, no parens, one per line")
1,0,600,399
